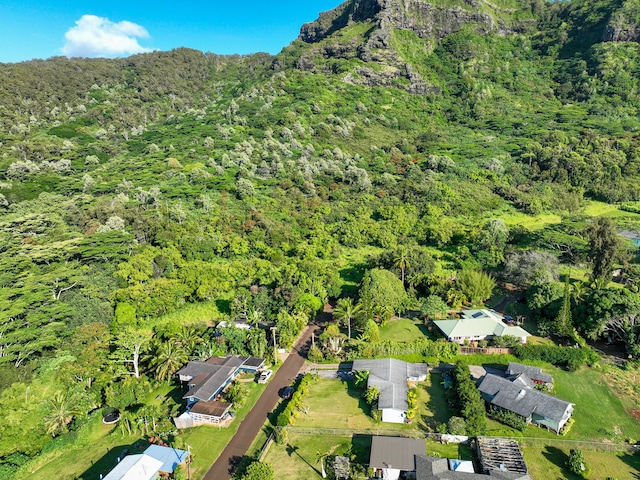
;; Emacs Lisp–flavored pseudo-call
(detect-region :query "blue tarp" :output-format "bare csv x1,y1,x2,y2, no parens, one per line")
143,445,188,473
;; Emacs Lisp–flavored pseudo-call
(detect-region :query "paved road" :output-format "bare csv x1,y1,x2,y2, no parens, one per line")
203,324,320,480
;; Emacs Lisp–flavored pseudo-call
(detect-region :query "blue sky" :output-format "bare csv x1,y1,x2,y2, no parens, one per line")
0,1,341,63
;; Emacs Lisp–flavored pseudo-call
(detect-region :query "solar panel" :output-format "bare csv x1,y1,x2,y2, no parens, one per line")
472,312,484,318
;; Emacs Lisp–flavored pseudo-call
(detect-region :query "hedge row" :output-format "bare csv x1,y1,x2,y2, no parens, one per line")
275,374,315,427
512,344,599,371
347,339,459,361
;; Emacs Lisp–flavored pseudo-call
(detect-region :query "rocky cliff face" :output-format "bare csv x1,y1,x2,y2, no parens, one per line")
297,0,514,94
299,0,513,46
602,3,640,42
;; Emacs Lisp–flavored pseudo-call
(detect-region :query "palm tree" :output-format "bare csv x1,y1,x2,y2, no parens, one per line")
333,297,361,340
393,246,411,288
43,391,79,436
316,450,328,478
149,340,188,382
248,308,263,328
173,326,202,356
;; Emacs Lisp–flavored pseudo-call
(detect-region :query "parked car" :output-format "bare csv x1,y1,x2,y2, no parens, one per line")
281,386,295,399
257,369,273,384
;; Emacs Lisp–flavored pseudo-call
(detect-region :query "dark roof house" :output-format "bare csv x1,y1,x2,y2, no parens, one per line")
352,358,428,423
506,362,553,387
478,374,573,433
175,355,264,425
369,436,426,480
176,355,265,404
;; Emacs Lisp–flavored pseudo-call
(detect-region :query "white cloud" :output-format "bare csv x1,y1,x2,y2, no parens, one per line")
62,15,152,58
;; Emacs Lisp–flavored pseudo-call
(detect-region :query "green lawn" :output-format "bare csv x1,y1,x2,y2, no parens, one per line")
417,373,451,432
522,444,640,480
554,366,640,442
494,210,562,231
582,200,640,218
21,415,145,480
264,432,370,480
293,377,413,431
379,317,432,343
22,378,270,480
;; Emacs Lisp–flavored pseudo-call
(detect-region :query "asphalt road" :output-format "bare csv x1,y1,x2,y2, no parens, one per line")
203,323,320,480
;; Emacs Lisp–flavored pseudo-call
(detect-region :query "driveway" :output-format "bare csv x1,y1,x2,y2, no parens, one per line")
203,323,321,480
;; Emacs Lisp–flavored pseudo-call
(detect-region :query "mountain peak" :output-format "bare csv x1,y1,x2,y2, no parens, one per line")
299,0,522,46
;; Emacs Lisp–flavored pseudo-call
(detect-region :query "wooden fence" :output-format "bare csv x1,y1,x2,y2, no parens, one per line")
459,346,511,355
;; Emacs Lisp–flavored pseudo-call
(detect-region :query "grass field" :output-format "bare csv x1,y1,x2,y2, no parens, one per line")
522,444,640,479
20,416,143,480
293,377,413,431
582,200,640,218
21,383,182,480
264,432,369,480
379,317,432,343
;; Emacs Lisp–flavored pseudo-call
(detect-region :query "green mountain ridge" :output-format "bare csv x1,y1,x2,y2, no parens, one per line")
3,0,640,474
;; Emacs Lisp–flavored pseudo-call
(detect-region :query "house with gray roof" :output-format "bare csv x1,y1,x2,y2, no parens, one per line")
506,362,553,389
369,436,426,480
371,436,531,480
352,358,428,423
432,309,531,345
175,355,264,423
478,374,573,433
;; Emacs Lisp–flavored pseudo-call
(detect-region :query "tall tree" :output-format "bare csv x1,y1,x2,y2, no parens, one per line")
359,268,408,322
393,246,411,288
587,217,623,282
333,297,361,340
553,276,574,340
111,328,151,378
455,270,496,306
316,450,328,479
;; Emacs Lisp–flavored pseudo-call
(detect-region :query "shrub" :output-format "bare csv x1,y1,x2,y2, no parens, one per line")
488,409,528,431
447,416,467,435
512,344,599,370
567,449,587,476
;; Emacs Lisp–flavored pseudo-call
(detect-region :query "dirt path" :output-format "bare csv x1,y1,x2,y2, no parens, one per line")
203,323,321,480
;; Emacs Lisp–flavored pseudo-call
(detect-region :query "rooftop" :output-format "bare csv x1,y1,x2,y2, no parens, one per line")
188,400,232,418
369,436,426,471
143,444,188,474
102,454,163,480
433,310,531,341
506,362,553,384
477,437,529,476
478,374,572,422
352,358,428,411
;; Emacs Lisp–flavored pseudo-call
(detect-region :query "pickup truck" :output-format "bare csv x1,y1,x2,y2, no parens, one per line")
257,369,273,384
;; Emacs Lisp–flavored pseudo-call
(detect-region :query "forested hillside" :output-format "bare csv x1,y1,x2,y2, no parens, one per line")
3,0,640,475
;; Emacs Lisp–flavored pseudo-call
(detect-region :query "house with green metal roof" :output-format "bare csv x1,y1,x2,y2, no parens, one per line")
432,309,531,344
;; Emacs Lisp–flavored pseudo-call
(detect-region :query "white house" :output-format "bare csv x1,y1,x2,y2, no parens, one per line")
432,309,531,344
352,358,428,423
